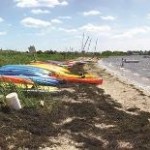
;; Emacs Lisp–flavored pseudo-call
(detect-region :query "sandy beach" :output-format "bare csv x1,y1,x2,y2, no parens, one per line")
49,62,150,150
0,61,150,150
88,63,150,113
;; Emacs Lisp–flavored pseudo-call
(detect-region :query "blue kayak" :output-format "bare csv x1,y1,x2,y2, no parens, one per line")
0,65,50,73
0,75,61,86
0,70,49,77
21,76,61,86
0,65,51,77
0,65,63,86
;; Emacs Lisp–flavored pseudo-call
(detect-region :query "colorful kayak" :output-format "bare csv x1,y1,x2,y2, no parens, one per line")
29,63,70,74
0,65,50,77
0,65,63,86
15,76,62,86
54,75,103,85
0,75,34,85
53,71,96,78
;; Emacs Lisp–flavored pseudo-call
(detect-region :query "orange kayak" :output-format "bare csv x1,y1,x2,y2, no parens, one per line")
53,75,103,85
0,75,34,85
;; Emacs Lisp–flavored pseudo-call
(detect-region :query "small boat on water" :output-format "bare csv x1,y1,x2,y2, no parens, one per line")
120,58,140,67
124,59,140,63
122,58,140,63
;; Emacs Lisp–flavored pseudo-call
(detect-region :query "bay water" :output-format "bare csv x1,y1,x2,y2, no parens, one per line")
98,55,150,94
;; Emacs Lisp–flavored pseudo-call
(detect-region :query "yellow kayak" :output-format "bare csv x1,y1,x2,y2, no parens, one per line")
54,71,96,78
19,84,60,92
25,85,60,93
0,82,33,90
0,83,60,93
37,85,59,92
29,63,69,74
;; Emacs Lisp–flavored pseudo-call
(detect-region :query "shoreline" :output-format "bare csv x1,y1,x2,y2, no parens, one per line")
98,59,150,96
85,62,150,113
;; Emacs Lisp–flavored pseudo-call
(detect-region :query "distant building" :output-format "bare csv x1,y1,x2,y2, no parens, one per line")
28,45,36,53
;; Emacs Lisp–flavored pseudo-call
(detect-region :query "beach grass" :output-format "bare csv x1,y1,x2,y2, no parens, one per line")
0,50,83,66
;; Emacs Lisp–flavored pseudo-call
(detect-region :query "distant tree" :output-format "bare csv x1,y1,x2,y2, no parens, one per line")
37,50,43,54
101,50,112,56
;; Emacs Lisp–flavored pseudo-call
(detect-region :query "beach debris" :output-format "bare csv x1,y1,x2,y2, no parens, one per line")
40,100,44,107
6,92,22,110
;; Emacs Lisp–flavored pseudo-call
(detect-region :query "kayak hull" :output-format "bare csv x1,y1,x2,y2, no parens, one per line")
53,75,103,85
0,75,34,85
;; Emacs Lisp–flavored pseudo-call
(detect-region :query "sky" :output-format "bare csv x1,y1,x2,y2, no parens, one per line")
1,0,150,52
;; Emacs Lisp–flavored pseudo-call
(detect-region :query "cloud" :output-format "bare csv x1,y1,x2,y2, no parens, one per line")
14,0,68,8
79,23,111,33
147,13,150,19
60,1,68,6
0,31,7,35
0,17,4,22
101,15,116,21
58,16,72,20
51,19,62,24
31,9,50,14
21,17,51,28
83,10,101,16
113,26,149,38
58,27,78,33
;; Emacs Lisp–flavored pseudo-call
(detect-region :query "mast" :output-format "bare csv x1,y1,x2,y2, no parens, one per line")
94,38,98,52
87,38,92,52
81,33,85,52
82,36,90,53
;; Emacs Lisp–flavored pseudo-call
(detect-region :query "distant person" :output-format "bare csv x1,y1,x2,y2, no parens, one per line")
121,58,124,67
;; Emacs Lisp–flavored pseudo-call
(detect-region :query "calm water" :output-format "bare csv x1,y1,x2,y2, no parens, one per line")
98,55,150,93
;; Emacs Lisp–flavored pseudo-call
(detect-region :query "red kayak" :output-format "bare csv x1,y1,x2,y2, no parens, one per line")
0,75,34,85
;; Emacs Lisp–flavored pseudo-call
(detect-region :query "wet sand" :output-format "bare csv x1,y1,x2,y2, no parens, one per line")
0,62,150,150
